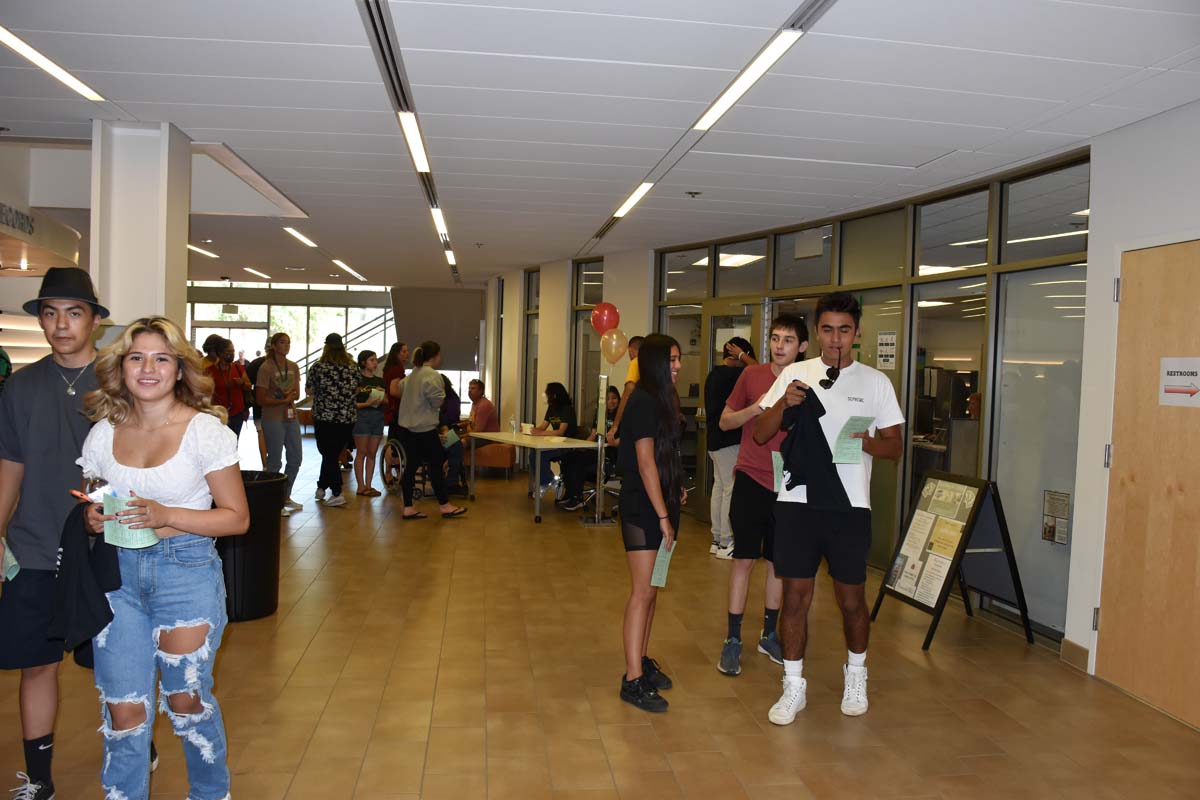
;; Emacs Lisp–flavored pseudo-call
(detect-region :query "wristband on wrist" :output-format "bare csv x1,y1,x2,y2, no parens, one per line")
658,514,668,520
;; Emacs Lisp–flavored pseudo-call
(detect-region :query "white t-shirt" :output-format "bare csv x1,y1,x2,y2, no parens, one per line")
760,359,904,509
78,411,240,513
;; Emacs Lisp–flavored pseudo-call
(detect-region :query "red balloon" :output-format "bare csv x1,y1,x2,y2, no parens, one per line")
590,302,620,335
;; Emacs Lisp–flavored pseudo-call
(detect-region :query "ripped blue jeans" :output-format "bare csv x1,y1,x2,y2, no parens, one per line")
94,534,230,800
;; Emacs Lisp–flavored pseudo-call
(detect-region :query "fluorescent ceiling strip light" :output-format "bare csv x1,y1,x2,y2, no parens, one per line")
0,25,105,101
917,300,952,308
243,267,272,280
963,313,986,319
1004,359,1064,365
187,244,218,258
1007,229,1088,244
332,259,366,282
398,112,431,173
614,182,654,218
1072,208,1090,216
694,29,803,131
1054,305,1086,310
917,265,968,275
1031,279,1086,286
445,250,456,266
933,357,972,362
1044,294,1085,298
960,306,986,313
948,237,987,247
1062,314,1086,318
960,282,987,289
692,254,765,268
283,227,318,247
431,208,448,236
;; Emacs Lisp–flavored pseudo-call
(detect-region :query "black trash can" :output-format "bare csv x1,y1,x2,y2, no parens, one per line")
218,470,287,622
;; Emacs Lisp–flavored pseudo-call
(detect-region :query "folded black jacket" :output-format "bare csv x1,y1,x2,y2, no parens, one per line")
778,391,852,512
49,502,120,653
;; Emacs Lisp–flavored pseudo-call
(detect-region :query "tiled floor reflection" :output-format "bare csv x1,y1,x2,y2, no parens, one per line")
2,437,1198,798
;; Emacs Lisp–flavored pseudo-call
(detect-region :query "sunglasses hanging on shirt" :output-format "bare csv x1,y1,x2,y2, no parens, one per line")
820,348,842,390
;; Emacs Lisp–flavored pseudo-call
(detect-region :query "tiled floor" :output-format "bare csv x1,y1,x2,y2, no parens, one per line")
2,436,1199,798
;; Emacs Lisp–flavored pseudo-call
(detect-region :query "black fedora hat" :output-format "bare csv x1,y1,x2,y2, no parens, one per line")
22,267,110,319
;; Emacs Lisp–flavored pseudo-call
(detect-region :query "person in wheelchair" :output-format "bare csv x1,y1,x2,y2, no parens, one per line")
560,385,621,511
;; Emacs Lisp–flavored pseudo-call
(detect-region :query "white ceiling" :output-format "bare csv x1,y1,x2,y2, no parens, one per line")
1,0,1198,286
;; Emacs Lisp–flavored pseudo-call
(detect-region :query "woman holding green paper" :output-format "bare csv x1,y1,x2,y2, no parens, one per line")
78,316,248,800
352,349,387,496
616,333,687,713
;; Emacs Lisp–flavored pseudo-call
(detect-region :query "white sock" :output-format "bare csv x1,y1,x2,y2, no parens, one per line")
847,649,867,670
783,658,803,680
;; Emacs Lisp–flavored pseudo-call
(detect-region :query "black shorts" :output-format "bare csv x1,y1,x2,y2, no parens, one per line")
772,503,872,585
729,471,775,561
0,569,64,670
618,490,680,552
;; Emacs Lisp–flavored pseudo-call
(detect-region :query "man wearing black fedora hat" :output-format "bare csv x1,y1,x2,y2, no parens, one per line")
0,267,107,799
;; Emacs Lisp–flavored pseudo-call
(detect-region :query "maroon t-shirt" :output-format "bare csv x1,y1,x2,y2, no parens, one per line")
383,365,406,425
726,362,787,491
471,397,499,433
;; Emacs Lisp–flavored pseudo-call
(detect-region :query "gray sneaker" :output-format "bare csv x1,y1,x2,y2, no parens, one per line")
757,630,783,665
718,637,742,676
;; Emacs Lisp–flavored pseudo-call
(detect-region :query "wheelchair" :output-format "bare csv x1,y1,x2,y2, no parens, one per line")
380,437,432,500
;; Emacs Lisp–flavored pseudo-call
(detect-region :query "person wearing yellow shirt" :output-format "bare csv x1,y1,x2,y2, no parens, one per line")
606,335,644,445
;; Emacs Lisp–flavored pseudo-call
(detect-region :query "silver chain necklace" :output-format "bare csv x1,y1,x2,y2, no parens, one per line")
53,360,92,396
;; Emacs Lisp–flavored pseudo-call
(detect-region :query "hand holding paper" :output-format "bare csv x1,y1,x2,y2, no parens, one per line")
833,416,875,464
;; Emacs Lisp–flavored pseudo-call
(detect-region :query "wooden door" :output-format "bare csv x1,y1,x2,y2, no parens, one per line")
1096,239,1200,727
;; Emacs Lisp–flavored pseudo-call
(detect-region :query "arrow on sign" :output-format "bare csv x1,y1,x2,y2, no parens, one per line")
1164,383,1200,397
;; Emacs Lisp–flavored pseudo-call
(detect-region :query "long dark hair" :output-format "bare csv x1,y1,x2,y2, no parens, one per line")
605,385,620,422
383,341,406,371
635,333,682,507
544,382,572,412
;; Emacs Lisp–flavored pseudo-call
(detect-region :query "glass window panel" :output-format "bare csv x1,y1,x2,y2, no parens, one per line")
524,314,539,423
991,263,1086,632
661,248,710,300
441,369,479,420
225,328,268,366
185,303,192,339
576,261,603,306
347,307,388,365
192,303,268,323
657,304,703,489
192,326,228,352
526,271,540,311
1002,163,1090,263
716,238,767,297
573,309,603,434
774,225,833,288
908,277,989,509
917,191,990,276
840,209,906,285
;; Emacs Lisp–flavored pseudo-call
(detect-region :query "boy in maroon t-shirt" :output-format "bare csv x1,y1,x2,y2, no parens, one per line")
715,313,808,676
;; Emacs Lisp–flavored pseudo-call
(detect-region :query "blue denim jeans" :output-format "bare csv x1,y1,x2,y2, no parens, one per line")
262,417,302,497
94,534,230,800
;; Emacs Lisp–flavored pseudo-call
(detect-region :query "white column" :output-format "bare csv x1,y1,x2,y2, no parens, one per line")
89,120,191,324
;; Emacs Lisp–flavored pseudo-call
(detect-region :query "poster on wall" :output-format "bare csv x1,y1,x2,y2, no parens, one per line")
1159,357,1200,407
877,331,897,371
1042,490,1071,545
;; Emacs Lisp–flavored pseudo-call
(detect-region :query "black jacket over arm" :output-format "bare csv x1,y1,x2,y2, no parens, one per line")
50,502,120,653
777,392,852,512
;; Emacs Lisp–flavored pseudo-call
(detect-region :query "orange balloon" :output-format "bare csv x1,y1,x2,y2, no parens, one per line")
600,329,628,365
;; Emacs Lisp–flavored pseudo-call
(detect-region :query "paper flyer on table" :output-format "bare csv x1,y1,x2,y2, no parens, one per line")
832,416,875,464
650,540,674,588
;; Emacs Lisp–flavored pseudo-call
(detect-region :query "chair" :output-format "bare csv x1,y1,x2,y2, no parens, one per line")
379,437,430,499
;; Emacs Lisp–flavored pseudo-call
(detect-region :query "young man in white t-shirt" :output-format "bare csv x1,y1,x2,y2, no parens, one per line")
754,292,904,723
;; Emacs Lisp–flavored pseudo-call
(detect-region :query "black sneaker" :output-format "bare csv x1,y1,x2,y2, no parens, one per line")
641,656,672,691
9,772,54,800
620,675,668,713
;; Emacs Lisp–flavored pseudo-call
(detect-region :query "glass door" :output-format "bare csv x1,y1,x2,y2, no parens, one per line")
989,263,1086,634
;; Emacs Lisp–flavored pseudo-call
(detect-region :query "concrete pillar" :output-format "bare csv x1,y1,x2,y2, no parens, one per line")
89,120,191,324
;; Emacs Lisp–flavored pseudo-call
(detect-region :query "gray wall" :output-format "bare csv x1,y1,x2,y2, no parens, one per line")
390,287,485,371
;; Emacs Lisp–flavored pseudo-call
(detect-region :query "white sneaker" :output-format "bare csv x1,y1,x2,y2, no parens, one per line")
324,494,347,508
281,506,292,517
314,488,326,501
767,676,806,725
709,540,719,554
840,665,868,716
714,543,735,560
285,498,303,511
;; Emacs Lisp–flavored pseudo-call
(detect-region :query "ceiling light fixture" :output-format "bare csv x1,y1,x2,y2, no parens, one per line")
948,237,988,247
187,244,219,258
1007,230,1088,245
431,207,449,237
693,254,766,268
1004,359,1065,365
933,357,973,362
960,282,987,289
614,182,654,218
283,227,318,247
960,306,986,313
962,313,986,319
243,267,272,280
332,259,366,282
1044,294,1086,299
0,24,105,101
398,112,431,173
917,300,952,308
1054,306,1086,310
1072,208,1090,216
445,250,456,266
1031,279,1086,286
694,29,803,131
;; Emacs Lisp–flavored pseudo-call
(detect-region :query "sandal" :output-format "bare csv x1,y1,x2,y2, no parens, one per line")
401,512,428,521
441,507,468,518
366,488,382,497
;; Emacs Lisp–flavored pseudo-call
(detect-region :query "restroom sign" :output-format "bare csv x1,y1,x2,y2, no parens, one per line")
1159,357,1200,407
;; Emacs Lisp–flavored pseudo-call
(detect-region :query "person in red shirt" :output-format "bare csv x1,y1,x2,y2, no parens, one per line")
206,337,251,437
382,341,408,443
463,379,498,439
715,314,808,677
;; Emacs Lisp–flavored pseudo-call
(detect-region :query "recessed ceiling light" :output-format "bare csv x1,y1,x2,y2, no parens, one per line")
0,25,105,101
694,29,803,131
332,259,366,282
398,112,431,173
201,238,214,244
283,227,317,247
284,266,306,271
614,182,654,218
243,267,271,280
187,244,218,258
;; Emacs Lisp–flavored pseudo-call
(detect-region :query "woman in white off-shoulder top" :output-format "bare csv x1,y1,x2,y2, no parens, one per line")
78,317,248,800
